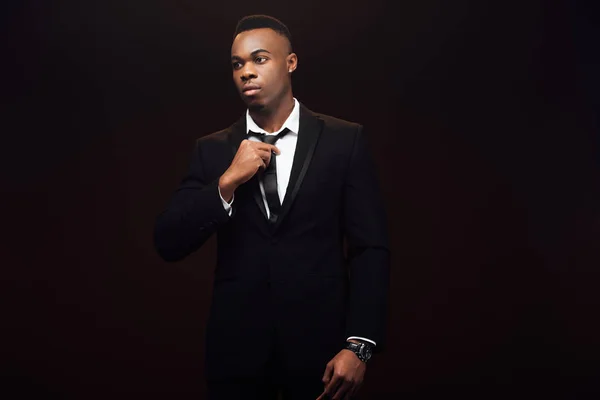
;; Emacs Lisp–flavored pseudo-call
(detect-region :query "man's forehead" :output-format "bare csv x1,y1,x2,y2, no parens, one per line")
231,28,287,56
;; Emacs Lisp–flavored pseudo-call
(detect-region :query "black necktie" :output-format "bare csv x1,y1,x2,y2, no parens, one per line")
248,128,291,223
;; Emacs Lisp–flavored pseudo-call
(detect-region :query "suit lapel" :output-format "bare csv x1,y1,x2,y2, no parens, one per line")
273,105,323,233
251,177,268,221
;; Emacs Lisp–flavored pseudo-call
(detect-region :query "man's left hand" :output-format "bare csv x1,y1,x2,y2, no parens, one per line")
317,347,365,400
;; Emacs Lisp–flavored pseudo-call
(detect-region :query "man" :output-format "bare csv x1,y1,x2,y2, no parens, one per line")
154,15,390,400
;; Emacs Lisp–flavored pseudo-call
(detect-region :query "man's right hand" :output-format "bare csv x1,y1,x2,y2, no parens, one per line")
218,139,280,202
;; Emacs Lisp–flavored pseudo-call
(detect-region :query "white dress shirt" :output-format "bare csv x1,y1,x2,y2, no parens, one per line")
218,98,376,347
244,97,300,219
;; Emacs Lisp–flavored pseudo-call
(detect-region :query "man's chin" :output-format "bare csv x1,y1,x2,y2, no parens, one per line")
244,97,266,111
248,103,266,112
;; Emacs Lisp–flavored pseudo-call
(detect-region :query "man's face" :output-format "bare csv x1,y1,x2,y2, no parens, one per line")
231,28,296,111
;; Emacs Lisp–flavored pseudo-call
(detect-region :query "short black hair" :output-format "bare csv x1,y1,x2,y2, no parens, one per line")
233,15,293,52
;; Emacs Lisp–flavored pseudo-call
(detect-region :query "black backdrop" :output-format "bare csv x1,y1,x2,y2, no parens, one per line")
3,1,599,398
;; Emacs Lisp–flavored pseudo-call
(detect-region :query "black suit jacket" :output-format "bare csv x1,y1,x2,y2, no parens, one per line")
154,104,390,379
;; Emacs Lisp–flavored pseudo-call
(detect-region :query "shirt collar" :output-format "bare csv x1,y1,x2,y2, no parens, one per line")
246,98,300,135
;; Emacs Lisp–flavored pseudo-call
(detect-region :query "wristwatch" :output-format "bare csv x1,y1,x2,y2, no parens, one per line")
344,341,373,363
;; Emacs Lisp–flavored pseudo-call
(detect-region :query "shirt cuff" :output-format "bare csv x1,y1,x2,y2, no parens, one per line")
218,186,234,217
346,336,376,347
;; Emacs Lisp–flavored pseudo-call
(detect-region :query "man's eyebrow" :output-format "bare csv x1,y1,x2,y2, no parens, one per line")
231,49,272,60
250,48,272,56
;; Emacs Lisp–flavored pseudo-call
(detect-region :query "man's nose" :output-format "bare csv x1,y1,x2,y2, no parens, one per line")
241,64,257,81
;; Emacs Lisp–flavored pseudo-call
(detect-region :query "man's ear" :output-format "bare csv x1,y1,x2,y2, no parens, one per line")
287,53,298,73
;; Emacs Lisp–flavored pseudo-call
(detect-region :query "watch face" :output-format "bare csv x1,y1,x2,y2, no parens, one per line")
361,345,372,360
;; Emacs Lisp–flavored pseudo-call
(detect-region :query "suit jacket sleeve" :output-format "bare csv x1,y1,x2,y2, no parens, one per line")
153,138,231,262
343,125,391,352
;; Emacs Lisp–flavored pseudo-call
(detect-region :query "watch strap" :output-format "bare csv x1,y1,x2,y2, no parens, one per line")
345,341,372,363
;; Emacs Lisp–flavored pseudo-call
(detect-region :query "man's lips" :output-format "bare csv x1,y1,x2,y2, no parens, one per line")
242,85,261,96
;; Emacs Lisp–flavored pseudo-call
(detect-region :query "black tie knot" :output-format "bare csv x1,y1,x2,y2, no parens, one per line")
248,127,291,145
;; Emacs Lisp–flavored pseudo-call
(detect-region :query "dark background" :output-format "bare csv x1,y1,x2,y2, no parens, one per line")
3,0,599,398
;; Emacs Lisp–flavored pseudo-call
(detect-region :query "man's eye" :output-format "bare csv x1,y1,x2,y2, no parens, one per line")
255,56,267,63
232,62,242,69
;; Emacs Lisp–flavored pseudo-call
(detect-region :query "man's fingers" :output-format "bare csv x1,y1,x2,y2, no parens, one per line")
323,373,342,399
331,378,352,400
251,141,280,155
255,149,272,166
254,154,267,170
270,144,280,155
347,381,362,400
322,363,333,384
345,383,358,400
316,363,334,400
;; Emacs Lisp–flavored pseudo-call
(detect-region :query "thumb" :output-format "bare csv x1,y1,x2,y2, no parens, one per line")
271,145,281,155
322,362,333,384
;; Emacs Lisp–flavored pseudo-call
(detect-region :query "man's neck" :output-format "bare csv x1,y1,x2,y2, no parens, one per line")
249,94,295,133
